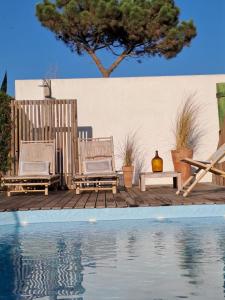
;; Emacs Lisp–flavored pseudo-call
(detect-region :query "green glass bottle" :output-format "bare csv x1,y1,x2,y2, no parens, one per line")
151,150,163,172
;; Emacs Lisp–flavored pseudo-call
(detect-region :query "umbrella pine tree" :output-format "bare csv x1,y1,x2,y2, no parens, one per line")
36,0,197,77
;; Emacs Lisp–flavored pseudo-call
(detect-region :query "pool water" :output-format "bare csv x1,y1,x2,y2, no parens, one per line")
1,218,225,300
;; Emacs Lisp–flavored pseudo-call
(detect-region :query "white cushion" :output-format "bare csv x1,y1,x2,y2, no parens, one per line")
83,158,113,174
19,161,50,176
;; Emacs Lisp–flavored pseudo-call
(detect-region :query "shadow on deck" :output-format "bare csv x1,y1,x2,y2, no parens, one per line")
0,183,225,212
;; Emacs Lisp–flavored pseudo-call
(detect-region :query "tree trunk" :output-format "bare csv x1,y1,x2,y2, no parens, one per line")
102,71,110,78
86,47,130,78
212,82,225,185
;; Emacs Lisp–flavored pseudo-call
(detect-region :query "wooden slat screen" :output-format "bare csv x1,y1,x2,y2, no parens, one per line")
10,99,78,188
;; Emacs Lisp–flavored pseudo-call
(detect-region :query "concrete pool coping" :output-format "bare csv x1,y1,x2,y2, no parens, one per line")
1,204,225,226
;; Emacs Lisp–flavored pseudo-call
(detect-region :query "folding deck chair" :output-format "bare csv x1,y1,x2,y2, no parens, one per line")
176,143,225,197
1,140,60,196
73,137,119,194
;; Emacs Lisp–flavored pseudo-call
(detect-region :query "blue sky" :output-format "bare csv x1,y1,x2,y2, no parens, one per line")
0,0,225,96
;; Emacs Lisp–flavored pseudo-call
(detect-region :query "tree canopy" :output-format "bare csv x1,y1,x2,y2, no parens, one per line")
36,0,197,77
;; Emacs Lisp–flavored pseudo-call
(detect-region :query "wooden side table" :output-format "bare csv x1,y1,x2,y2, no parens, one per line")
139,171,182,192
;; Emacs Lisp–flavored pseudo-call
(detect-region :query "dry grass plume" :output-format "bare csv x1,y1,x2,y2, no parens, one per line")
174,94,203,152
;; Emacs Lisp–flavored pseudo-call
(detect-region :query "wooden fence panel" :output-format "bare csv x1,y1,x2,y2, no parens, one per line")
10,99,78,188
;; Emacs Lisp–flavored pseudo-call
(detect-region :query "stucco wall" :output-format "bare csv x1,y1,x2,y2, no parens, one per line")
15,74,225,183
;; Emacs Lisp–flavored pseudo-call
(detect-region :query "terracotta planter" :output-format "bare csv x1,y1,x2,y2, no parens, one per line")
171,148,193,184
122,165,134,188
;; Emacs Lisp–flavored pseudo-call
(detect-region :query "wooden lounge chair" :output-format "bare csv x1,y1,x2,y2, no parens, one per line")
73,136,119,194
1,140,60,196
176,143,225,197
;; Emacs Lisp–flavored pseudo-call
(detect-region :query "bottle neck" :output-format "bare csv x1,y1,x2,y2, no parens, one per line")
155,150,159,157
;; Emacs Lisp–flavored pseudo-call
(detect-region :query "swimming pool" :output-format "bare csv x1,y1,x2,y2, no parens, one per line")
1,217,225,299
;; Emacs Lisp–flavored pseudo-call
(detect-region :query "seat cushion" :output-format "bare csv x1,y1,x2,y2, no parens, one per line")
18,161,50,176
83,158,113,174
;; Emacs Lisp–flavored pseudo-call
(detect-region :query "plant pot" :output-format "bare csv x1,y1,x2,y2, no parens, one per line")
122,165,134,188
171,148,193,184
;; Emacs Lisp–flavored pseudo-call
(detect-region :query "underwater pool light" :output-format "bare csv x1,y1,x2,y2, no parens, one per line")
156,215,165,220
89,218,97,223
21,221,28,226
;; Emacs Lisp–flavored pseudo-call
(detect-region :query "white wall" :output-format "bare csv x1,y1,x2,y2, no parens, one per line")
15,74,225,183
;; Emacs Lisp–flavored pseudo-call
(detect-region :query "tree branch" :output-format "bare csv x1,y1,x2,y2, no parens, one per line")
85,47,109,77
85,46,133,77
107,48,133,76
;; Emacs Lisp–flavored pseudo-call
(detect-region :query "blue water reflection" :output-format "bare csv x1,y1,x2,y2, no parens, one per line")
1,218,225,299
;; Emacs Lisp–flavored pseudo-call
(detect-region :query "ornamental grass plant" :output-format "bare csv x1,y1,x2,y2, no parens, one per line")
121,132,139,167
172,93,204,183
120,131,141,188
173,94,203,152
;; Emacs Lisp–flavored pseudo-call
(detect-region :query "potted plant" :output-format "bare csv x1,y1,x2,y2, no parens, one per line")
121,132,138,188
171,94,203,184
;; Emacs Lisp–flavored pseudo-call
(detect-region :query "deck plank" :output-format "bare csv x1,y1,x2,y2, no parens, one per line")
75,193,91,209
1,183,225,212
42,191,72,209
106,191,117,208
0,195,36,211
114,193,128,208
95,191,106,208
29,195,54,210
85,192,98,208
130,187,151,206
64,193,83,209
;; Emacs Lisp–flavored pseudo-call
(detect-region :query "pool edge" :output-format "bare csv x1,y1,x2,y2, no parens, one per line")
1,205,225,226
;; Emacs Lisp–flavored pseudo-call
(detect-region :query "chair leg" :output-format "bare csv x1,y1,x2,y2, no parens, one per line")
45,186,48,196
140,174,146,192
112,186,117,194
183,169,208,197
176,174,195,195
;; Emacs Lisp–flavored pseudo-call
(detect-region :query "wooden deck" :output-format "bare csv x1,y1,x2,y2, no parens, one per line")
1,183,225,212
